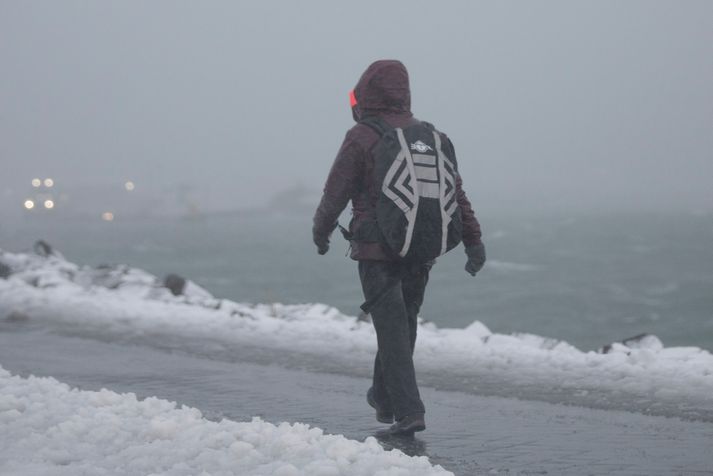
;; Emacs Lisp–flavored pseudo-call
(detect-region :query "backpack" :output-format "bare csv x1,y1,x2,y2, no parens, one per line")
360,116,463,263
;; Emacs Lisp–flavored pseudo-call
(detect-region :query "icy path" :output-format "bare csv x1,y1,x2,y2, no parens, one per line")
1,327,711,475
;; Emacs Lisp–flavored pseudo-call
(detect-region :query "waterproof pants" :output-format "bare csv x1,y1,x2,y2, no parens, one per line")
358,260,429,420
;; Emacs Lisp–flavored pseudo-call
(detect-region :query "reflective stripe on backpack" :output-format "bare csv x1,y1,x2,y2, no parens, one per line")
361,117,463,262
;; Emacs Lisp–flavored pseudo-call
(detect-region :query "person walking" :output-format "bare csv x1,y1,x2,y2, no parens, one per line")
313,59,485,436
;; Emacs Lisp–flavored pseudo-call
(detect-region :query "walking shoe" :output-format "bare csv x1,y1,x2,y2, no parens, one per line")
378,413,426,436
366,387,394,424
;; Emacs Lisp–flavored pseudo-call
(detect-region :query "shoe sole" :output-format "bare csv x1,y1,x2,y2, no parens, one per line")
376,422,426,437
392,421,426,435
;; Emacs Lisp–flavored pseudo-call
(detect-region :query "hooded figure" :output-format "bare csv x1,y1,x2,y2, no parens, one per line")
313,60,486,435
350,60,412,122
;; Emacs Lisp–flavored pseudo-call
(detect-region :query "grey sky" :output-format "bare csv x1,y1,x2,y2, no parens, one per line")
1,0,711,215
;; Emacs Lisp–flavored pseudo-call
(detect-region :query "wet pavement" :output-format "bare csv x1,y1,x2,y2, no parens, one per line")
1,326,712,475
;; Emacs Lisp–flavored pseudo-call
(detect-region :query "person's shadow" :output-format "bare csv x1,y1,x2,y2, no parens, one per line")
373,432,428,457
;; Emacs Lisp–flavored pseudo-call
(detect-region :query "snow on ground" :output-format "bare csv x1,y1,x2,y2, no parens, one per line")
0,365,452,476
1,246,712,416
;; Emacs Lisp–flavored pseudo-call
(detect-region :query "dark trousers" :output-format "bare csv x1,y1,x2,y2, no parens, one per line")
358,260,429,420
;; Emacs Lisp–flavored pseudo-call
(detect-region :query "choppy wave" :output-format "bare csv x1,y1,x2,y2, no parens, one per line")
485,260,540,272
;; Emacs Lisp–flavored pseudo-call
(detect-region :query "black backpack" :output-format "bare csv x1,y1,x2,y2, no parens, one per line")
360,117,463,263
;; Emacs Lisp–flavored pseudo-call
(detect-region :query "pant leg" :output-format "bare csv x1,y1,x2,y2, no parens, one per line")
371,350,390,411
359,260,425,419
362,261,397,410
401,262,430,353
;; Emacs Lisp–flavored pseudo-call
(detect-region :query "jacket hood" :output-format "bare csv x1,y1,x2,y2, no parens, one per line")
352,60,412,121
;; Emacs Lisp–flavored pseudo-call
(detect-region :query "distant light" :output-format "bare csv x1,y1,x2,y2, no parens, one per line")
124,181,135,191
44,199,54,209
102,212,114,221
31,178,41,187
24,200,35,210
44,178,54,188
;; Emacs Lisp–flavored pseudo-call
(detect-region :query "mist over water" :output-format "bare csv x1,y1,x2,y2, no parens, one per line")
1,1,712,217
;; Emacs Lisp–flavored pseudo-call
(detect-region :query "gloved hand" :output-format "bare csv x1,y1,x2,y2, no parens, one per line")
314,235,329,255
465,243,486,276
313,221,338,255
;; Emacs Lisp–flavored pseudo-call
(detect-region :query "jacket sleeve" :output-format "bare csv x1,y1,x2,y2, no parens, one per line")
445,136,483,247
313,130,365,242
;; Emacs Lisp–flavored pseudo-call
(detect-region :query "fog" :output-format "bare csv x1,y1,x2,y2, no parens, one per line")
1,1,711,217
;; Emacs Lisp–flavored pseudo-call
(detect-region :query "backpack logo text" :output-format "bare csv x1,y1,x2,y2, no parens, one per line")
410,141,433,153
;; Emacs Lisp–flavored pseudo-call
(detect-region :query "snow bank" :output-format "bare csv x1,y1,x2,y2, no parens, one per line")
0,366,452,476
1,246,712,416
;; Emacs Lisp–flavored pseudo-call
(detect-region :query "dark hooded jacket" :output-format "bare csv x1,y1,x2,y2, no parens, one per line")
313,60,482,261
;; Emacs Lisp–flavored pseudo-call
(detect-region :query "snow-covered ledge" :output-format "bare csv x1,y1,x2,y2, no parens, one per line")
1,245,712,419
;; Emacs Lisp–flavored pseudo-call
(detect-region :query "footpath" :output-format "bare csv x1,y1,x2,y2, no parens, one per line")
0,328,711,475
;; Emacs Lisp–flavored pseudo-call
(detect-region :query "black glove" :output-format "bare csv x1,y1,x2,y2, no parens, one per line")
465,243,486,276
313,222,338,255
314,235,329,255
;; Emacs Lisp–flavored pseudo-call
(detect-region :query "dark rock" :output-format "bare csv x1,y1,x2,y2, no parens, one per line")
0,261,11,279
600,343,614,354
163,273,187,296
599,333,655,354
33,240,54,257
621,333,653,347
5,311,30,322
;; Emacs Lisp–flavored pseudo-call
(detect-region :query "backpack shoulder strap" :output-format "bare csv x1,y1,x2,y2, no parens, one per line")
420,120,436,131
358,116,392,137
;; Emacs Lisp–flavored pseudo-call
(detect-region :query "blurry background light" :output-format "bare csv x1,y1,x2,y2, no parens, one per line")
24,200,35,210
44,178,54,187
44,199,54,209
124,181,135,191
102,212,114,221
31,178,41,187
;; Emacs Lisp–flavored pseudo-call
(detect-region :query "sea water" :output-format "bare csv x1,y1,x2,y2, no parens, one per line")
1,210,711,352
